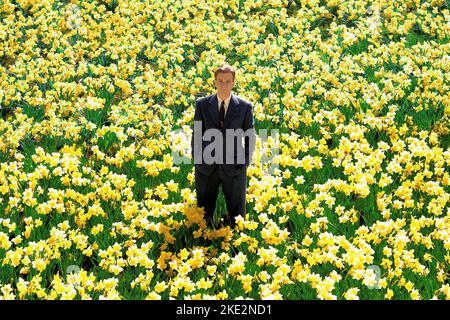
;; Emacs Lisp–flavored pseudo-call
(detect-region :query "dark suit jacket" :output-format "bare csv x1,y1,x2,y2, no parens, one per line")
191,93,256,177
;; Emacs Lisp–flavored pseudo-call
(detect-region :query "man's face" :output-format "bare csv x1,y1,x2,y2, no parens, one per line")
215,72,235,97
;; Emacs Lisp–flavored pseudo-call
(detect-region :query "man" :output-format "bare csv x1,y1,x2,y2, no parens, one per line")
191,64,256,230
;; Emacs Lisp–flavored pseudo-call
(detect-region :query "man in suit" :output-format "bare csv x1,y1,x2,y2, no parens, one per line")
191,64,256,230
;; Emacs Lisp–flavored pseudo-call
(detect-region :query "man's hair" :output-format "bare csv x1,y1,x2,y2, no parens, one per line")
214,64,235,80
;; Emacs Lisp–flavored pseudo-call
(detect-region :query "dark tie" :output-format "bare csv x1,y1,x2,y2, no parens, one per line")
219,100,225,129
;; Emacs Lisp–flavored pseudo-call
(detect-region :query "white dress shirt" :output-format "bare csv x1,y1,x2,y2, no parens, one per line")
217,92,232,117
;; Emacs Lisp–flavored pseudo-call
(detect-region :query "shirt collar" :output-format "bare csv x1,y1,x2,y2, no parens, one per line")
218,92,232,106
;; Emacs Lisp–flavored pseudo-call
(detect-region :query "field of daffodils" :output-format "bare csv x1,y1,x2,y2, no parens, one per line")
0,0,449,299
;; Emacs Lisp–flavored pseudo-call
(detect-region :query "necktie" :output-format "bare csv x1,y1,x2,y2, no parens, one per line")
219,100,225,129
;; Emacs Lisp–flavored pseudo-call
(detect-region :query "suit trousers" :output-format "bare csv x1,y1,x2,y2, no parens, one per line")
195,164,247,227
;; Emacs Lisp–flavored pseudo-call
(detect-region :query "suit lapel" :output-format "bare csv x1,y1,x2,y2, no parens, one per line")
207,93,240,129
224,94,239,128
208,94,220,128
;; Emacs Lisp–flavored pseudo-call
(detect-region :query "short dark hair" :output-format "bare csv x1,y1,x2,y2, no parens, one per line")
214,64,235,80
